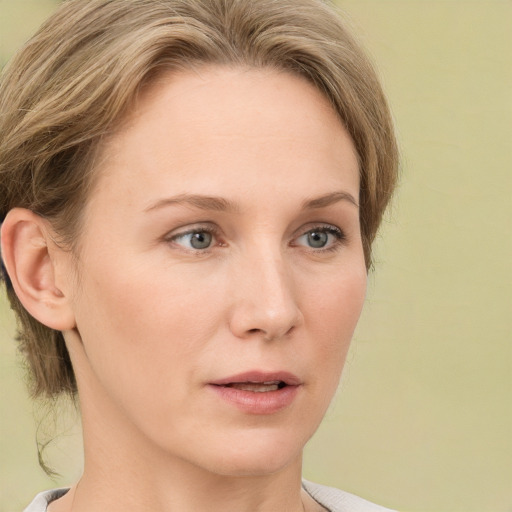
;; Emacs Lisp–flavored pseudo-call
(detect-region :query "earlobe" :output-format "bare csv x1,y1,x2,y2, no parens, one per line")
1,208,76,331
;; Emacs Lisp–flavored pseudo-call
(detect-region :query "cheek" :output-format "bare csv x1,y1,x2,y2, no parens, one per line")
309,261,366,332
303,264,367,379
70,255,220,402
75,250,217,334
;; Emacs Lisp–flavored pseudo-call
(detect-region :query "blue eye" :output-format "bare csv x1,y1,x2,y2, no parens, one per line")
306,230,329,248
295,226,344,250
172,230,214,250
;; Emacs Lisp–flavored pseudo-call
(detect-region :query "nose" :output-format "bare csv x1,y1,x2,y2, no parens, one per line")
228,250,303,341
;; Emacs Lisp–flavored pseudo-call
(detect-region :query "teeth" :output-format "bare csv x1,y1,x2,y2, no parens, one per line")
229,382,280,392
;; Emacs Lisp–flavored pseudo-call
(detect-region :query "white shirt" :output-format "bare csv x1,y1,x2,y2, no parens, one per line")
24,481,396,512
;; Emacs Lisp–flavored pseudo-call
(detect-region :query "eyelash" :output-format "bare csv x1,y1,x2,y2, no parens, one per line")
165,225,221,254
166,224,347,254
293,225,346,253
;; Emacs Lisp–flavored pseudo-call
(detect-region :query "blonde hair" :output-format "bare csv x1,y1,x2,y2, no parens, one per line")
0,0,398,398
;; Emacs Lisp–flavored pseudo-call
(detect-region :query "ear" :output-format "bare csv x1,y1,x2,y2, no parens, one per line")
1,208,76,330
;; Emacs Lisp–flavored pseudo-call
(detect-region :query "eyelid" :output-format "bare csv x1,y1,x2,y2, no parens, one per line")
164,223,222,252
291,223,347,251
166,223,216,238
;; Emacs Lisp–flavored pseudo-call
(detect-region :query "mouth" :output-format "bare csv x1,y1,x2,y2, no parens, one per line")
210,371,301,390
208,371,302,414
219,380,287,393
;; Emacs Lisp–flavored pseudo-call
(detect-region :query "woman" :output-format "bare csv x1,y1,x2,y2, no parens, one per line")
0,0,398,511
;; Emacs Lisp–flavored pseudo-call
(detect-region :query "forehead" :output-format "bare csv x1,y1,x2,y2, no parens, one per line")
90,66,359,212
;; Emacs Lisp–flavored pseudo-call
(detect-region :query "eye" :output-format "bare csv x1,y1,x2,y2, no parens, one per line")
294,225,345,251
305,230,329,248
168,227,216,251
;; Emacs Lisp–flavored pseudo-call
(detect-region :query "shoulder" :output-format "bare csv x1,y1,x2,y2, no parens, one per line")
24,489,69,512
302,480,397,512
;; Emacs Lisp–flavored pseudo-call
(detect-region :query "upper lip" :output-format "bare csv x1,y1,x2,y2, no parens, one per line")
210,370,302,387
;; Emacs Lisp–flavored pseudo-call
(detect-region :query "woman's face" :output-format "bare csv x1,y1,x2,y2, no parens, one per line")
64,67,366,476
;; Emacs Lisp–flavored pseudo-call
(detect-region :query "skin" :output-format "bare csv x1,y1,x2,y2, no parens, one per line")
3,67,366,512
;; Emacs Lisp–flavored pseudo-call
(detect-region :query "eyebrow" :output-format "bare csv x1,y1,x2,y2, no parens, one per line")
301,191,359,209
144,190,358,213
144,194,239,213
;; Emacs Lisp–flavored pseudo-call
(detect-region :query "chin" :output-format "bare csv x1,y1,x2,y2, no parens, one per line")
206,452,302,478
187,429,307,478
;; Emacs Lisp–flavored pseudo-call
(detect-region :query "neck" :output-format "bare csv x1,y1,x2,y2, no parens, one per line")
53,443,309,512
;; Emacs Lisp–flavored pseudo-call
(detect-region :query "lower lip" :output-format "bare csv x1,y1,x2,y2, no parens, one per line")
208,384,300,414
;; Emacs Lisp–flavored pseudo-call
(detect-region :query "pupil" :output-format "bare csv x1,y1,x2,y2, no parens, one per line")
308,231,328,248
191,232,212,249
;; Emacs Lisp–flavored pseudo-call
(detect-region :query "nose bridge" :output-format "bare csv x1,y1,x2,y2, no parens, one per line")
229,241,302,340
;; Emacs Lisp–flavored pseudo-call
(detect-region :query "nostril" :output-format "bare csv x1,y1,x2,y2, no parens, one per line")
228,294,302,341
246,325,295,342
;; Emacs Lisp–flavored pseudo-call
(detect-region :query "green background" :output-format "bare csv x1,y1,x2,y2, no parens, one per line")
1,1,510,511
